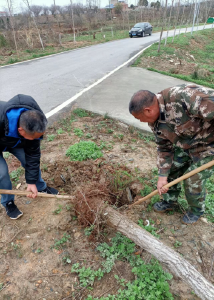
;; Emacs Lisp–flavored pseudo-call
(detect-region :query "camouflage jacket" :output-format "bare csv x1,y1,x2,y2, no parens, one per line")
148,84,214,176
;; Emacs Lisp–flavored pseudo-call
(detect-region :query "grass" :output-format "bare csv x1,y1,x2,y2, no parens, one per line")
132,28,214,89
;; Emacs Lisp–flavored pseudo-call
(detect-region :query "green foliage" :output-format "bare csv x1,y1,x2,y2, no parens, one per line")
138,132,155,142
7,57,19,64
110,170,133,192
63,256,72,265
84,225,95,236
174,241,182,248
10,167,24,182
66,141,103,161
53,205,63,214
0,282,4,291
205,175,214,222
140,184,153,197
99,142,113,150
73,108,89,117
51,233,71,250
86,133,92,139
107,129,114,134
0,34,7,47
35,248,43,253
74,128,84,137
57,128,64,134
138,219,160,238
47,134,56,141
83,233,173,300
71,263,104,287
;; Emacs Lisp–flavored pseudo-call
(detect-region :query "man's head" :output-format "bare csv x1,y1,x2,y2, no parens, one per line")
18,110,47,140
129,90,160,123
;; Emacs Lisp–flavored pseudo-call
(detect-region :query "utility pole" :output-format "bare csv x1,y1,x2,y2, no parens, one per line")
70,0,76,42
191,0,198,35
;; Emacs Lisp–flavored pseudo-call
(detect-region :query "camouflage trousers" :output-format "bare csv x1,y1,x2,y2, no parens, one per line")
163,148,214,215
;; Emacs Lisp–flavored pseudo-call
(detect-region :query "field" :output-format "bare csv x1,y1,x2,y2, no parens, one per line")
1,108,214,299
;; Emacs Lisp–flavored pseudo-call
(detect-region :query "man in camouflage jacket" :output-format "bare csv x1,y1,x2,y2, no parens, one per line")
129,84,214,224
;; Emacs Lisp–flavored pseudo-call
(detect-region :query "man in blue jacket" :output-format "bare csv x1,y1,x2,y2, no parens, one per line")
0,94,58,219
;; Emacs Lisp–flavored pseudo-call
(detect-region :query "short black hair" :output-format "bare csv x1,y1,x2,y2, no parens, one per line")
19,110,47,134
129,90,156,114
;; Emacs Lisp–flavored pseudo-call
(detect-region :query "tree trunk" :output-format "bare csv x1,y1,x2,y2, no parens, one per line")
102,205,214,300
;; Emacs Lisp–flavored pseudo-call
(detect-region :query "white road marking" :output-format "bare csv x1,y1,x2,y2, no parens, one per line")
45,44,152,118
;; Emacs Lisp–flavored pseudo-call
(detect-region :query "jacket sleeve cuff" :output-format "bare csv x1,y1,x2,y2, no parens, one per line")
26,179,38,184
158,169,170,177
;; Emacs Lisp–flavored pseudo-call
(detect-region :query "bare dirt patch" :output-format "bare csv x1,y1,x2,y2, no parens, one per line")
0,109,213,299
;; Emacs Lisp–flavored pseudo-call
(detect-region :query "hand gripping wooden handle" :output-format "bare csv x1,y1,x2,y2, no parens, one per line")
130,159,214,207
0,189,71,199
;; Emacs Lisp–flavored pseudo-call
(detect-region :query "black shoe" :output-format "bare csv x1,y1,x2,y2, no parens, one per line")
182,211,203,224
153,200,175,213
39,186,59,195
6,201,23,220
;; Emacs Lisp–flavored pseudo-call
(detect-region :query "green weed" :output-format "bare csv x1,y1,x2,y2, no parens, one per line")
73,108,89,117
74,128,84,137
138,219,160,238
47,134,56,141
51,233,71,250
81,233,174,300
57,128,64,134
66,141,103,161
35,248,43,254
53,205,63,215
174,241,182,248
10,167,24,182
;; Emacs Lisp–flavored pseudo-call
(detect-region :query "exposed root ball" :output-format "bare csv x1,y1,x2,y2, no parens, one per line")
74,182,114,226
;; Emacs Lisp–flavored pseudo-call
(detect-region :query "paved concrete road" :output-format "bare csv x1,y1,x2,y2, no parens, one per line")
0,25,212,114
77,67,191,132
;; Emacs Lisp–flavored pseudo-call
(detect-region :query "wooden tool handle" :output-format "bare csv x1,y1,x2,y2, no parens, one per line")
130,159,214,207
0,189,71,199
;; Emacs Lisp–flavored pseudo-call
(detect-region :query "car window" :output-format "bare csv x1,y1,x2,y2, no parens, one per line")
134,23,145,28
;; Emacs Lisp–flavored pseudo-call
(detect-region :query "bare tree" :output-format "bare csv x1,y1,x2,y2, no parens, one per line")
30,5,42,20
42,6,50,22
203,0,213,29
70,0,76,42
172,0,181,42
158,0,168,52
6,0,18,55
164,0,174,46
22,0,44,50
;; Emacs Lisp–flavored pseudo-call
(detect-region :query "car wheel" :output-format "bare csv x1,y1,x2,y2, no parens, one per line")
149,31,152,36
130,35,133,38
141,31,145,37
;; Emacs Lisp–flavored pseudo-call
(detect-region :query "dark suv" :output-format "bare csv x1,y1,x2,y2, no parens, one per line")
129,22,152,38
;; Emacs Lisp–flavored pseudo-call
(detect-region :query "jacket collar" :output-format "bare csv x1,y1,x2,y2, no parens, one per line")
156,94,166,123
5,108,29,138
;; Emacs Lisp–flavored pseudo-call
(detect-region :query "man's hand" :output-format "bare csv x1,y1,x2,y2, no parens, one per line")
27,184,38,199
157,177,169,195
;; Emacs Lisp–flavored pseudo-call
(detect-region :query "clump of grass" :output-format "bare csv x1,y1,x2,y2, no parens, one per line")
66,141,103,161
73,108,89,117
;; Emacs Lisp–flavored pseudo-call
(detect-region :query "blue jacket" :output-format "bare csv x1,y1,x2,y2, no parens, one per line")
0,94,46,184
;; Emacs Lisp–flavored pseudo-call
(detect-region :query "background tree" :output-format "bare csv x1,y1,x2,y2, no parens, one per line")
138,0,149,6
22,0,44,50
42,6,49,22
30,5,42,20
6,0,18,54
114,3,123,15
